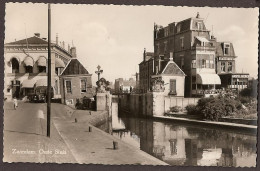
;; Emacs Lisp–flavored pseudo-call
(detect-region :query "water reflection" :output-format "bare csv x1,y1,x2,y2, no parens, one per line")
99,111,256,167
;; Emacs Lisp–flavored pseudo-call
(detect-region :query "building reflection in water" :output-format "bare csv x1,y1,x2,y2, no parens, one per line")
98,111,256,167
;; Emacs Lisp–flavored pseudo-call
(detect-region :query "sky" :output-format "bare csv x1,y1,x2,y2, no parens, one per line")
4,3,259,84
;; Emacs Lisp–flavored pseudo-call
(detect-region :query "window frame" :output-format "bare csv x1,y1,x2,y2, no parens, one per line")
65,80,72,94
80,79,87,93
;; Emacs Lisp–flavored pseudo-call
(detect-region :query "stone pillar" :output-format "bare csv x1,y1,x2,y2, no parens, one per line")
152,92,165,116
96,93,107,111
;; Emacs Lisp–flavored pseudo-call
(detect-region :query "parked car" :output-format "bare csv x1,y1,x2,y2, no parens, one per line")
29,94,46,103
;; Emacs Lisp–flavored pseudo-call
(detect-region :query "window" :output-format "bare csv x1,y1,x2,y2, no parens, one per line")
192,60,196,68
210,60,214,69
180,37,184,49
201,59,206,68
170,79,177,95
181,57,184,69
224,43,230,55
39,66,46,73
221,62,226,72
197,22,203,30
81,79,87,93
11,58,19,73
228,62,232,72
206,60,210,68
177,24,181,33
65,80,72,93
25,66,33,73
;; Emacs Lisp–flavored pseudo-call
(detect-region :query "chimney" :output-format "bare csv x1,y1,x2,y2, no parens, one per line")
34,33,40,37
62,41,65,49
56,33,59,45
196,12,200,18
68,44,70,52
170,52,173,61
143,48,146,61
70,47,77,58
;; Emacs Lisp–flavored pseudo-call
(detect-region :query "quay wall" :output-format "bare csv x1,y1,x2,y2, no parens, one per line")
118,93,199,116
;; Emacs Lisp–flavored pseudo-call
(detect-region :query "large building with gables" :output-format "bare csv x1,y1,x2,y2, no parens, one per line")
139,13,249,97
4,33,85,101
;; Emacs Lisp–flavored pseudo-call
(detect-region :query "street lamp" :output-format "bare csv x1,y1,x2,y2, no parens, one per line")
95,65,103,81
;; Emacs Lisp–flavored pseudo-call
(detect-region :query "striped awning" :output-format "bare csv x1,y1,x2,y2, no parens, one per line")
23,56,34,67
21,79,36,88
37,56,47,67
197,73,221,85
55,58,65,68
35,78,55,87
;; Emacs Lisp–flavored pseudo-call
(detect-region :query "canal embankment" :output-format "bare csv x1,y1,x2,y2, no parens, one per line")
53,105,168,165
154,115,257,134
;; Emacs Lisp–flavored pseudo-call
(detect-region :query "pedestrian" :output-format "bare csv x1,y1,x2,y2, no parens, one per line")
13,97,18,110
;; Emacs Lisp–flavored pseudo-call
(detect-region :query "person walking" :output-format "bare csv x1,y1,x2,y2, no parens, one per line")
13,97,18,110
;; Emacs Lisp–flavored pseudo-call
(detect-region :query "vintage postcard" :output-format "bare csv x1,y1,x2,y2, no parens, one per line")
3,2,258,167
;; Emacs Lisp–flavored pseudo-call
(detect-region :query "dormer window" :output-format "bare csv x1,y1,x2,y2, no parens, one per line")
224,43,230,55
197,22,203,30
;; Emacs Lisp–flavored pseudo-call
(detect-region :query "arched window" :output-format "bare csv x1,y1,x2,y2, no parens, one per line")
11,58,19,73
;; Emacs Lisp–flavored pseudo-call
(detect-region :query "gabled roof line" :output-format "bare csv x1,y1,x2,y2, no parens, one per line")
60,59,72,76
161,60,186,76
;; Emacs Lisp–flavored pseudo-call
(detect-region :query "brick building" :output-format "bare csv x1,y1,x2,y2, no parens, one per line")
59,58,93,105
139,12,249,97
139,49,154,93
4,33,74,100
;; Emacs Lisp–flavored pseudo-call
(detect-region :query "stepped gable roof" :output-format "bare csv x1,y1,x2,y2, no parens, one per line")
5,36,48,45
160,61,186,76
60,58,90,76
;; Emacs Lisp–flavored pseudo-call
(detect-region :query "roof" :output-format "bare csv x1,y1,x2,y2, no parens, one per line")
60,58,90,76
160,61,186,76
216,42,236,57
5,36,48,45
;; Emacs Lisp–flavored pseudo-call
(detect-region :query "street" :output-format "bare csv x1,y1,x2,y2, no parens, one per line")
3,101,76,163
3,101,167,165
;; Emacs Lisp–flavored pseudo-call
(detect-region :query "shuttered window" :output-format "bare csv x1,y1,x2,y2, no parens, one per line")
170,79,176,94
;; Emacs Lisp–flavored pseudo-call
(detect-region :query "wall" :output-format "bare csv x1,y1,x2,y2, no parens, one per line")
164,96,199,112
118,93,199,117
161,75,185,96
60,76,93,105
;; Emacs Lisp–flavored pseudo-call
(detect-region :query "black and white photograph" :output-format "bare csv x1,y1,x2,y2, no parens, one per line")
2,2,258,167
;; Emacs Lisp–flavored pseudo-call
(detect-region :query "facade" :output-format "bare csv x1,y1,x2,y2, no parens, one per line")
114,78,137,93
59,59,93,105
139,12,249,97
139,50,154,93
151,57,186,96
4,33,75,100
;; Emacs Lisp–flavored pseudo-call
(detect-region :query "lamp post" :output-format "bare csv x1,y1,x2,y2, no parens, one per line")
95,65,103,81
47,3,51,137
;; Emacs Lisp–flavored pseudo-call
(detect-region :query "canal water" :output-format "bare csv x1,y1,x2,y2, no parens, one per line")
97,111,257,167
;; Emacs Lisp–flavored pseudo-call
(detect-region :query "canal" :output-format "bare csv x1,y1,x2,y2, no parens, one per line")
97,111,257,167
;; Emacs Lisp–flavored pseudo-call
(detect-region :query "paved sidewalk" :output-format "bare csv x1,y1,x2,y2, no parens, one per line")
53,117,167,165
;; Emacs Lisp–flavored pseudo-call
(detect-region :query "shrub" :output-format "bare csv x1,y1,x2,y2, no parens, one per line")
170,106,182,113
185,104,198,115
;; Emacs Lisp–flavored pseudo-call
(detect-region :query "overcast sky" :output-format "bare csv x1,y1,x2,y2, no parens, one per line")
5,3,259,84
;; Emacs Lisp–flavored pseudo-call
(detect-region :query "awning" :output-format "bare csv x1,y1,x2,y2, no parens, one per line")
196,36,209,43
55,58,65,68
197,73,221,85
35,78,55,87
21,79,36,88
37,56,47,67
23,56,34,67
